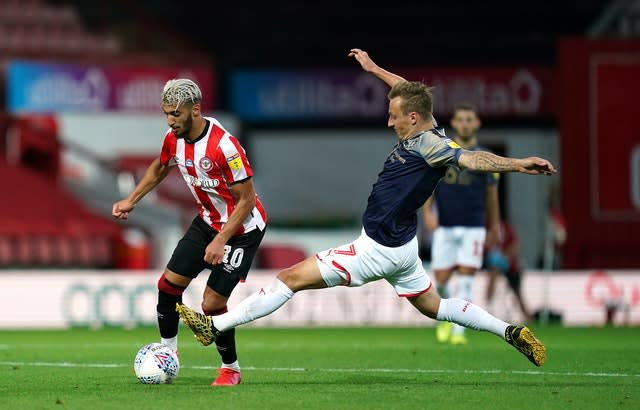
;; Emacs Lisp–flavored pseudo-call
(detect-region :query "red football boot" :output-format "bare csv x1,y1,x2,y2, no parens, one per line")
211,368,241,386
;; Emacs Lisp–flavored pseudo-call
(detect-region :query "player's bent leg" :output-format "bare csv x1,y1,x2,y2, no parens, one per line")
200,291,242,385
409,290,547,366
407,287,441,319
157,270,190,352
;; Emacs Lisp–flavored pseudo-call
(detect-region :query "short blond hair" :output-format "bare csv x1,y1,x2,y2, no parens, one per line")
388,81,434,121
161,79,202,110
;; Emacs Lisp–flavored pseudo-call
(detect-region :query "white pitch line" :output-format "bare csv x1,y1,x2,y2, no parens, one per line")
0,361,638,378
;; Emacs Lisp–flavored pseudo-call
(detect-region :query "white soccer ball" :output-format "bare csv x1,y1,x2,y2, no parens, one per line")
133,343,180,384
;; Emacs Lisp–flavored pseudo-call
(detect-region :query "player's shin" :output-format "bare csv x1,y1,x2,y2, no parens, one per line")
204,306,239,366
451,275,474,337
215,328,238,366
213,279,294,331
436,297,508,338
157,275,186,351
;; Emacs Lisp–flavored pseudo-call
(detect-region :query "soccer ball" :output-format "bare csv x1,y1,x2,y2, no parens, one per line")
133,343,180,384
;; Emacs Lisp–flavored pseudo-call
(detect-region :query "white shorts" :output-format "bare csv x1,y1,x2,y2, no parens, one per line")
430,226,486,270
315,229,432,297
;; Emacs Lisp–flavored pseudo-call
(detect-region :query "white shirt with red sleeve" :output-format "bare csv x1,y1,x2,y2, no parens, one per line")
159,117,267,235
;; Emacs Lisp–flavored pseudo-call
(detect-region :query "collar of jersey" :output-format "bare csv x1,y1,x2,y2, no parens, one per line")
403,127,446,144
181,119,211,144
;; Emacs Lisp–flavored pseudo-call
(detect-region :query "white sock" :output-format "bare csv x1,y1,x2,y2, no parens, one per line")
213,279,294,332
221,360,240,372
436,298,508,338
452,275,474,336
161,336,177,352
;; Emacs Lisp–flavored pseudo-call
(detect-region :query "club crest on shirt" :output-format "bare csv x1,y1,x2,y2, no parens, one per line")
226,153,243,170
199,156,213,171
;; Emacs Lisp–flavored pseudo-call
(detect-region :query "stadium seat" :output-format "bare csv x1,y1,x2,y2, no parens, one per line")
15,235,32,266
33,235,55,266
257,244,307,269
0,236,13,266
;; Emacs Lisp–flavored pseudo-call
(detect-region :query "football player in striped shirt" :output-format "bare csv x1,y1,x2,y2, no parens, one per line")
113,79,267,386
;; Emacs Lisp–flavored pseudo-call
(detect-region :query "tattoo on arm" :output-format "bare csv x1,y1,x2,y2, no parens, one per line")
463,151,518,172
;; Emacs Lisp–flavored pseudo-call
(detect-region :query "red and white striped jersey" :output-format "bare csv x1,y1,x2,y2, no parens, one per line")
159,117,267,235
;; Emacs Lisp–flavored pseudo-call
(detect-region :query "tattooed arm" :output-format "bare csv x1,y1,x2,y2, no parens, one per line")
458,150,557,175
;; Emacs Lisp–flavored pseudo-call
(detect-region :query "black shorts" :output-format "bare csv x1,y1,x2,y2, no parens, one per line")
167,216,265,297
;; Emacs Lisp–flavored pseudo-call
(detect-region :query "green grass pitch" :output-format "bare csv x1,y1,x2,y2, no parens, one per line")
1,325,638,409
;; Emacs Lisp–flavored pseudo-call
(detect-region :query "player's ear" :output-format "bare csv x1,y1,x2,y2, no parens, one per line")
191,103,201,117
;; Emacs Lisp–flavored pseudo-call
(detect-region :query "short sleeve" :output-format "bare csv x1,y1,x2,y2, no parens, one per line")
416,131,463,168
214,135,254,184
159,131,176,166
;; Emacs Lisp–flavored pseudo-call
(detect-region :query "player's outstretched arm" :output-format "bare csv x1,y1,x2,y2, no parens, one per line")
112,157,173,220
458,151,557,175
348,48,406,88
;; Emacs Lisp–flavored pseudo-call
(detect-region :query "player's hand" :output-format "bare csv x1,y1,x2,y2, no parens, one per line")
348,48,378,73
517,157,557,175
204,237,226,265
112,200,135,220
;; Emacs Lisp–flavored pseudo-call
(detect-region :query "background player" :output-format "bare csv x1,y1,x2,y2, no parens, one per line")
484,219,531,322
112,79,267,386
423,104,500,345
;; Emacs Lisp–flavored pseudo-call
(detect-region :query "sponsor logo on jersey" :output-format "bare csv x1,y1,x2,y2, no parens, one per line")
445,139,461,149
199,156,213,171
183,174,219,188
186,159,194,167
226,153,243,170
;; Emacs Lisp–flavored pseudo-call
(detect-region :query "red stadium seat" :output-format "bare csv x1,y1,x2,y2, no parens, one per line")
0,236,13,266
33,235,55,266
55,235,74,266
257,244,307,269
15,235,32,266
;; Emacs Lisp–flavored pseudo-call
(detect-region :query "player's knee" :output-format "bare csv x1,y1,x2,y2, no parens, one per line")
276,266,298,287
201,286,229,314
411,290,440,319
202,303,227,316
157,274,186,316
157,274,186,297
